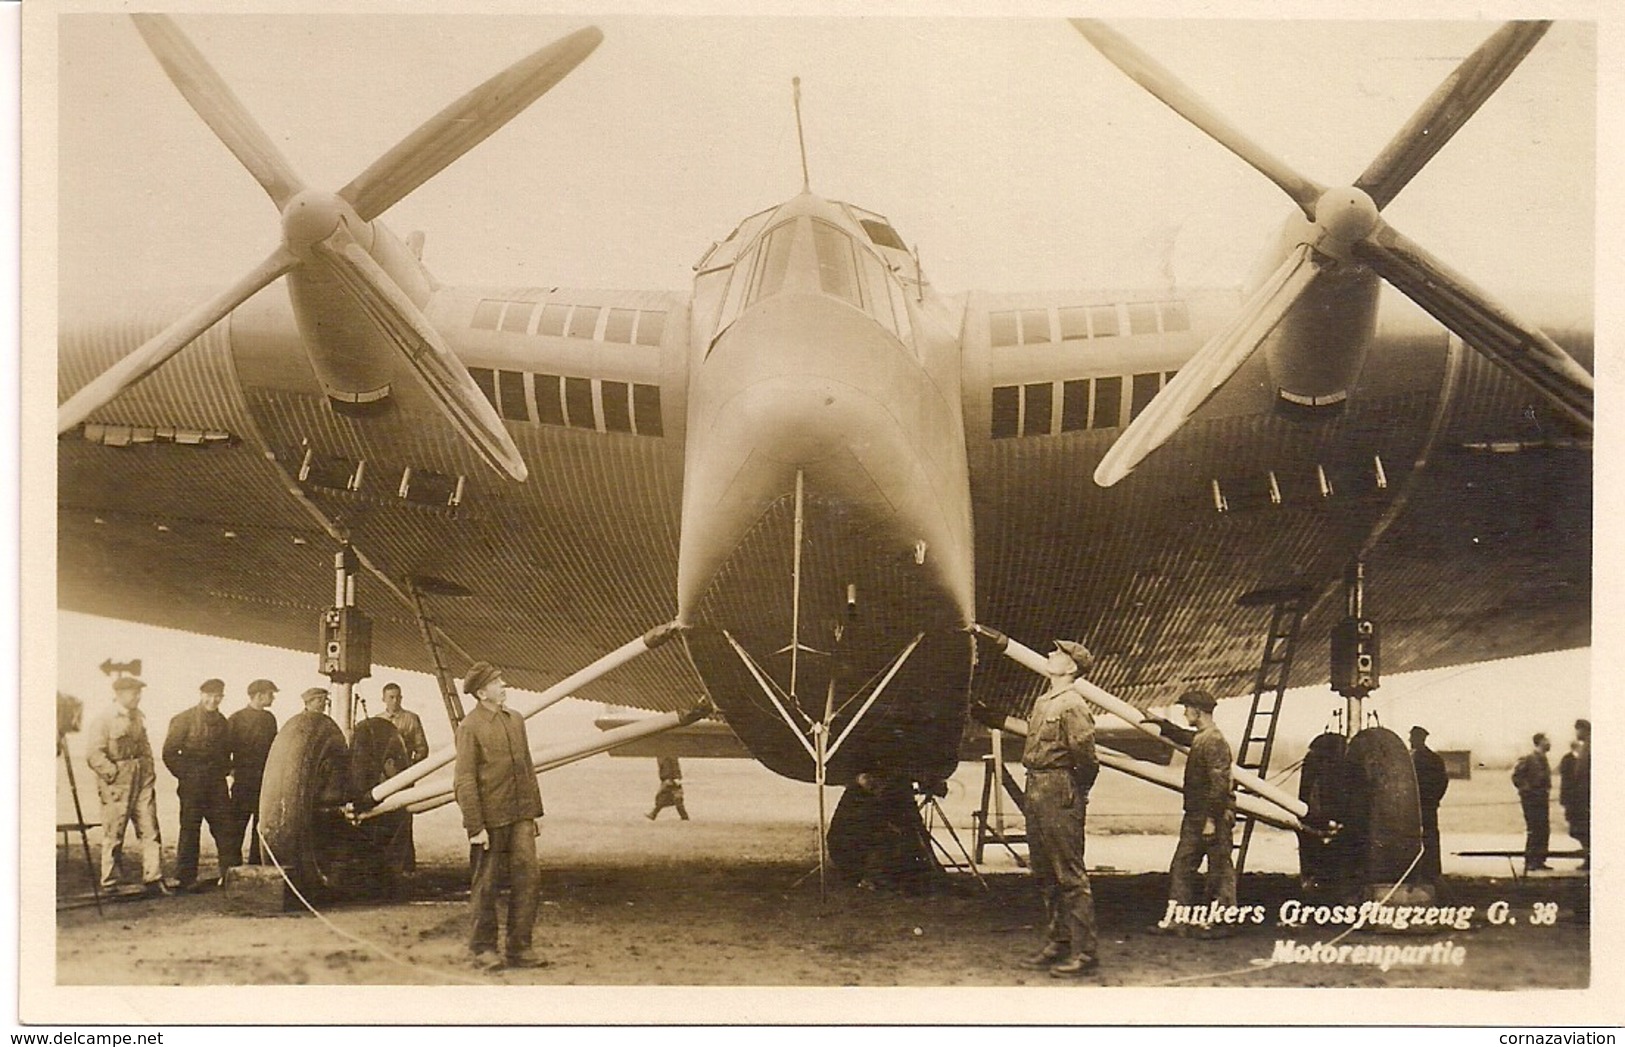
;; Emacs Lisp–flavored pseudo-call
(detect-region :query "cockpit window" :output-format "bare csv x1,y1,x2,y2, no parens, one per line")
813,222,862,307
749,222,796,304
859,219,906,251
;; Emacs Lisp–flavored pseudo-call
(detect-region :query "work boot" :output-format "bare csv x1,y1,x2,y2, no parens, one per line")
471,950,503,971
1051,954,1100,977
1020,942,1070,969
505,951,551,969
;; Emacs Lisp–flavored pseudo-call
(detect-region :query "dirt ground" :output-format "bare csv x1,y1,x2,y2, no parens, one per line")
53,757,1590,995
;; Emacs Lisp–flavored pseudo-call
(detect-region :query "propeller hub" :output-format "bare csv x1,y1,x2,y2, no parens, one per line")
1314,186,1380,245
280,190,349,251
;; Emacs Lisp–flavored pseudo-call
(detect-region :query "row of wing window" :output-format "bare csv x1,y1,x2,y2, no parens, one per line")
469,367,663,437
988,300,1189,348
991,371,1179,439
471,299,668,347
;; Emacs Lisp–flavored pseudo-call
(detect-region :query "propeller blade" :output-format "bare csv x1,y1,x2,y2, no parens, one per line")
1354,22,1550,211
58,247,297,434
311,231,529,481
1352,219,1593,431
130,15,307,209
339,26,603,222
1070,19,1325,220
1094,245,1324,487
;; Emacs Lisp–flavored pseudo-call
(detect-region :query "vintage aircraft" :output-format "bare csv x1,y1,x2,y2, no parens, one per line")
54,16,1592,888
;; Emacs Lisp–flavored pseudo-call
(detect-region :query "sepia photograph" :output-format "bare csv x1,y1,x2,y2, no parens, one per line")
22,1,1618,1028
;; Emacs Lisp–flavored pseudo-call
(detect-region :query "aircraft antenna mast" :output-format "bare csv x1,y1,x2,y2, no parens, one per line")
793,77,811,192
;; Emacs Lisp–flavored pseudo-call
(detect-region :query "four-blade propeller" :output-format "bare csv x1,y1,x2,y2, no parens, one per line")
1075,19,1593,487
58,16,606,482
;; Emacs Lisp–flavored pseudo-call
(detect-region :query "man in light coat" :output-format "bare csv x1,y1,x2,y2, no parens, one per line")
85,676,167,895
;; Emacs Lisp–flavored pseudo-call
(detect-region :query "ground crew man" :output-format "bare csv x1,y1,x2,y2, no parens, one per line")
85,676,167,895
1562,719,1590,868
1164,689,1236,932
163,678,235,890
227,679,278,865
1513,733,1553,872
293,686,332,720
1018,639,1101,977
647,755,689,821
454,661,546,970
377,682,429,871
1409,725,1449,882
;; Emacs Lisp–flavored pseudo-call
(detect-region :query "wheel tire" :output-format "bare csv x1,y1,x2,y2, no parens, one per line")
348,719,411,894
259,713,352,899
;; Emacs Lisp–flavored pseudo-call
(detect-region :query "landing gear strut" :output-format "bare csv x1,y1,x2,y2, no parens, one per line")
1299,560,1425,893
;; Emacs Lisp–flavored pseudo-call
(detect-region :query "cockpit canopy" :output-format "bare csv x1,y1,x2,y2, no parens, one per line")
698,195,918,351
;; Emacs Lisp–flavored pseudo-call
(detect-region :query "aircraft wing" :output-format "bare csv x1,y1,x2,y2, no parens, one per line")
59,284,707,714
958,289,1591,719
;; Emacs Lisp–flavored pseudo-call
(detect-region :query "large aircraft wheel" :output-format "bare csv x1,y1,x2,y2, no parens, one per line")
348,719,411,895
1298,726,1423,890
259,713,353,899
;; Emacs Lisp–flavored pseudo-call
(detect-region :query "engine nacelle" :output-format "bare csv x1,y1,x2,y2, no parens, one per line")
1262,261,1382,411
285,221,437,405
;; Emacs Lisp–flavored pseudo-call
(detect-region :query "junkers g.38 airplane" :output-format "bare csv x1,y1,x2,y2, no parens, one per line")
56,16,1591,889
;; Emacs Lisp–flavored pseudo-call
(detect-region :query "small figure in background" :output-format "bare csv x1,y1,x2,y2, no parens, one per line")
1408,725,1449,883
1511,732,1553,873
1559,719,1589,869
647,755,689,821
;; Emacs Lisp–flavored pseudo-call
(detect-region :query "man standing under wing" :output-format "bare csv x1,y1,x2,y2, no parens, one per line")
454,662,546,970
163,678,235,891
1512,732,1553,872
227,679,278,866
378,682,430,871
1018,639,1101,977
1164,688,1236,935
85,676,167,895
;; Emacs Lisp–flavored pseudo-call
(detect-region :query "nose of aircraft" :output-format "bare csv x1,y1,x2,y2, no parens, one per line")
676,295,974,624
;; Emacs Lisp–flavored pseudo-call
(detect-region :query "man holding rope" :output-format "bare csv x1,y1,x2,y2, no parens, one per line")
454,662,546,970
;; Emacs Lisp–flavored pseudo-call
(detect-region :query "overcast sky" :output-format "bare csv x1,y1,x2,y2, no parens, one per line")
45,14,1598,762
55,17,1594,301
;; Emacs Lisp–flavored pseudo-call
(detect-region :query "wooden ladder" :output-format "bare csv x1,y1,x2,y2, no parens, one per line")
1233,591,1307,873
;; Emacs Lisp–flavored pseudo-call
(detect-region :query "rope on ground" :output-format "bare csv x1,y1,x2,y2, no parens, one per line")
257,829,488,985
1143,844,1427,987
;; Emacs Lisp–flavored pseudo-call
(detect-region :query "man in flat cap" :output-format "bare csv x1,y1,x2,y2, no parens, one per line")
375,682,429,870
1409,726,1449,883
454,662,546,969
1163,688,1235,933
85,676,167,895
163,678,235,890
1018,640,1101,977
227,679,279,866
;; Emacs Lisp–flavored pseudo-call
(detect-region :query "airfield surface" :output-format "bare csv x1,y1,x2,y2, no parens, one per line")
55,755,1588,993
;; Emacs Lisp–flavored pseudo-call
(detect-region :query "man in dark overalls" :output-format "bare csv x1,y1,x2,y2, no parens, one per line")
162,678,235,891
1018,639,1101,977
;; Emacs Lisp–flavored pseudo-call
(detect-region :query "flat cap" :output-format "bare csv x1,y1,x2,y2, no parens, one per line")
1176,688,1216,712
1409,725,1429,738
463,661,503,696
1052,640,1094,670
112,676,146,692
300,686,330,704
199,678,225,695
1576,718,1591,731
247,678,278,696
